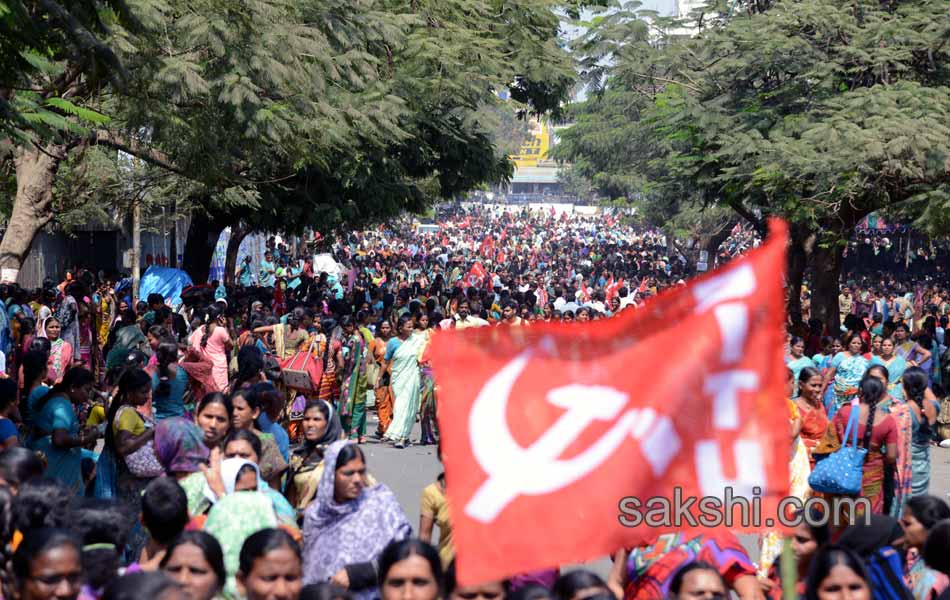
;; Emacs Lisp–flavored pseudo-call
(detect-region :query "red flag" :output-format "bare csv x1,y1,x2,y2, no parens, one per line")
606,278,624,303
466,262,487,288
579,281,591,303
431,220,790,585
535,286,548,308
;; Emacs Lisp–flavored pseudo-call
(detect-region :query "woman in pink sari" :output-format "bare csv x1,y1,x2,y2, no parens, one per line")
188,305,233,392
40,317,74,384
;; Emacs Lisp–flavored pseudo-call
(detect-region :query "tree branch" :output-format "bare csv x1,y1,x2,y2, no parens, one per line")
91,130,184,175
726,199,766,236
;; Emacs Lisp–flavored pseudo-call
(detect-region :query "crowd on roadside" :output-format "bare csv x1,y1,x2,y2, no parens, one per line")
0,205,948,599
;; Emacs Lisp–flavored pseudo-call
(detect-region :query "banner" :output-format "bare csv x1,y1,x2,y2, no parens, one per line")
431,220,790,585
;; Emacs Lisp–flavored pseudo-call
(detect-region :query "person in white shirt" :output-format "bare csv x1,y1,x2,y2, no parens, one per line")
454,300,489,330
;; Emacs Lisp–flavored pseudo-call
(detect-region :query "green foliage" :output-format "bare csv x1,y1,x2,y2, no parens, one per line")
2,0,602,269
558,0,950,239
0,0,136,143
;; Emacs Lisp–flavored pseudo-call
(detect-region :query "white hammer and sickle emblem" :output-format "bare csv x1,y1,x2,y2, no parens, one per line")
466,351,681,523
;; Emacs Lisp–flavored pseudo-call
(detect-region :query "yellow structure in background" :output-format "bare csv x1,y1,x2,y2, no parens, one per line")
510,120,550,168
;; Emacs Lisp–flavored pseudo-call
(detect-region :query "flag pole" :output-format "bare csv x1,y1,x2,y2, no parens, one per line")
781,537,797,599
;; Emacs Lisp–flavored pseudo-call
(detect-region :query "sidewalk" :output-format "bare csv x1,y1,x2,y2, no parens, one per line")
931,445,950,499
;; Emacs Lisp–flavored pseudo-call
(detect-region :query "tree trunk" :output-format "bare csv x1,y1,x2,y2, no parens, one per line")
224,222,250,286
809,237,845,334
181,210,227,284
0,145,63,282
168,200,177,269
786,224,815,321
701,219,738,269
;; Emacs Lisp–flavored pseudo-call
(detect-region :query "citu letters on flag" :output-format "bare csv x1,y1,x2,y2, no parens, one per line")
430,219,791,585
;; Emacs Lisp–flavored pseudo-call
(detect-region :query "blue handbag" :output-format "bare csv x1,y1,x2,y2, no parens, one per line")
808,404,867,495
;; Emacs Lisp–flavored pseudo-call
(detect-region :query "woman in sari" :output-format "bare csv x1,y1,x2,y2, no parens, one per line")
785,336,816,398
372,320,394,438
340,316,370,442
41,317,74,384
154,416,210,481
203,491,281,598
151,341,189,420
902,367,941,497
866,364,913,519
813,336,841,412
202,453,296,527
416,316,437,446
302,441,411,598
831,376,897,514
317,319,344,405
383,316,425,449
254,306,312,361
27,367,98,493
97,286,115,348
76,303,101,377
102,368,159,558
56,283,81,351
287,400,345,512
824,333,870,418
794,366,829,468
902,495,950,600
105,309,151,373
759,368,811,577
189,305,233,393
229,387,287,489
871,338,908,400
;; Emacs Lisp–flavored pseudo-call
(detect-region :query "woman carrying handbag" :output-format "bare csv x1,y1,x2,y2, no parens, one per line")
811,376,898,517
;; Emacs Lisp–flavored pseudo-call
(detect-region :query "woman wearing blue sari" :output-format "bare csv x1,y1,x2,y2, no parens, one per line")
902,367,941,497
27,367,100,493
785,336,816,398
824,334,869,418
871,338,908,400
813,336,840,412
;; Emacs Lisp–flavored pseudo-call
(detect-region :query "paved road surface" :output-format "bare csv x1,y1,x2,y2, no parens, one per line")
360,411,950,579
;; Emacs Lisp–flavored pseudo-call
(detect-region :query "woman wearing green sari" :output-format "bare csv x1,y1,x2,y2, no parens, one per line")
871,338,908,400
340,315,371,442
382,315,425,449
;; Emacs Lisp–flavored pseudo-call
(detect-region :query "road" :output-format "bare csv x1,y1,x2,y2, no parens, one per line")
359,410,950,578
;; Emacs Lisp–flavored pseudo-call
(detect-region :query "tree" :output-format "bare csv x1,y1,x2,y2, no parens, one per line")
2,0,595,283
0,0,143,279
558,0,950,329
178,0,586,280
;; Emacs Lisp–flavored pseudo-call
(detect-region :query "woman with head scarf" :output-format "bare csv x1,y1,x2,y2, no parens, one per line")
203,490,280,598
202,455,297,528
302,440,411,598
153,416,211,516
287,400,345,512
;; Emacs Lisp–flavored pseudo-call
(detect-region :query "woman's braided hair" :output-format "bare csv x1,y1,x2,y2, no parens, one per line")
903,366,931,426
201,304,224,349
858,375,884,449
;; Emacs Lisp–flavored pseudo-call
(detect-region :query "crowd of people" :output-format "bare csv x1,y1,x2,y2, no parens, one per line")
0,205,947,599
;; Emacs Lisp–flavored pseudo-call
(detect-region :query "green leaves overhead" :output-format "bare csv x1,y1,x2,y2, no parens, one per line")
558,0,950,235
